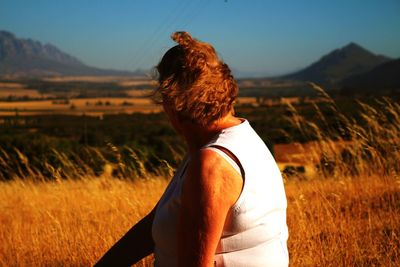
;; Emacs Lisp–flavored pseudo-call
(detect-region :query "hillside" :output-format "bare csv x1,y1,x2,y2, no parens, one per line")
0,30,137,77
282,43,391,89
340,58,400,94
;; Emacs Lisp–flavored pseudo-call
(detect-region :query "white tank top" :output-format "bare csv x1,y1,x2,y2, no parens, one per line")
152,120,289,267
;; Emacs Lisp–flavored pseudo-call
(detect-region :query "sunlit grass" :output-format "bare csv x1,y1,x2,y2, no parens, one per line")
286,175,399,266
0,174,398,266
0,86,399,266
0,176,167,266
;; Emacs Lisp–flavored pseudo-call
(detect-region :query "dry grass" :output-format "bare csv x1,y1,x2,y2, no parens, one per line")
42,76,151,83
286,175,400,266
0,97,162,116
0,176,168,267
0,88,48,98
0,86,399,266
0,82,53,99
0,96,260,116
0,174,398,266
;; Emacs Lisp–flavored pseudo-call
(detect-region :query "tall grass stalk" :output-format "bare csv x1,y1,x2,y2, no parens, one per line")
0,176,167,267
0,145,176,181
284,83,400,179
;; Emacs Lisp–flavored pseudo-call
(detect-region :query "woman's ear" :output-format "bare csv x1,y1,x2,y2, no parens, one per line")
163,102,182,133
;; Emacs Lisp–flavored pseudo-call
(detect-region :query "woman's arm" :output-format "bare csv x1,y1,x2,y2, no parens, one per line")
94,207,156,267
178,149,243,267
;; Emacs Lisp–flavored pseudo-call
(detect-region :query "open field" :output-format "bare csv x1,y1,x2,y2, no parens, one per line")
274,141,352,164
42,76,153,84
274,141,354,177
0,97,162,116
0,84,399,265
0,82,53,99
0,96,260,116
0,176,165,267
0,77,155,103
0,174,398,266
0,88,48,99
0,78,258,116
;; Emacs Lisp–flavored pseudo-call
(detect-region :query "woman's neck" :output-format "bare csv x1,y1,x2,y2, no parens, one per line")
180,114,242,154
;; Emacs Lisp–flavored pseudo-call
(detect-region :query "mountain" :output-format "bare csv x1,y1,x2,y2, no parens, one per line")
0,30,137,77
282,42,391,89
340,58,400,94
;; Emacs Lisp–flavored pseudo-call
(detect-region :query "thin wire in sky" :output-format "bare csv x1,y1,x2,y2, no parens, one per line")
181,0,212,29
130,1,192,71
130,0,212,72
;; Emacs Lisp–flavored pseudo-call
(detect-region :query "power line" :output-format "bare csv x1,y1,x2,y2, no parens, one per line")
181,0,212,29
130,1,191,71
130,0,213,72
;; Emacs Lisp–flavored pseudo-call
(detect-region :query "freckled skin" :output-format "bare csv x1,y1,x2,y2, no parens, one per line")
94,110,243,267
163,105,243,267
178,148,243,267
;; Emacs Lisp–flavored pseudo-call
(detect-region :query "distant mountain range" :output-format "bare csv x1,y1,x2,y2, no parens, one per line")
0,30,139,77
281,42,392,89
1,30,399,94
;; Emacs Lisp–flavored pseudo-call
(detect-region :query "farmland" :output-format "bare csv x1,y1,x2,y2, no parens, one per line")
0,77,159,116
0,97,160,116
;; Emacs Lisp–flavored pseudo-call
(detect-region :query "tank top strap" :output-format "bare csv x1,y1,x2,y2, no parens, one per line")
202,146,243,177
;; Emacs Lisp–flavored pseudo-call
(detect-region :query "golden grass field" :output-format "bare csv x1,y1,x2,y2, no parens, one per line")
0,83,399,266
0,97,162,116
0,174,398,266
0,96,259,116
0,82,53,99
0,82,259,117
0,94,258,117
0,78,160,116
0,78,264,117
0,177,165,267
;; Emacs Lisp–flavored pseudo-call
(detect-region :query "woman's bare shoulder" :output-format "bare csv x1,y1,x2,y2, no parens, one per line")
183,149,243,209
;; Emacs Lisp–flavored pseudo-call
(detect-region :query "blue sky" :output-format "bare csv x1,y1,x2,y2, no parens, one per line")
1,0,399,76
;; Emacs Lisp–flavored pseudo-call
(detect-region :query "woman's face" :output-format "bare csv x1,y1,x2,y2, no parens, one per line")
162,100,182,134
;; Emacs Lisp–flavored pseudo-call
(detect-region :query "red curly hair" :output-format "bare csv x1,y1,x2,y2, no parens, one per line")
154,31,238,126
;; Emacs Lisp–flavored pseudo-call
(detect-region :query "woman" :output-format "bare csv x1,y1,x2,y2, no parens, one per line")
95,32,288,267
